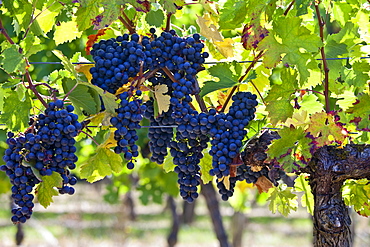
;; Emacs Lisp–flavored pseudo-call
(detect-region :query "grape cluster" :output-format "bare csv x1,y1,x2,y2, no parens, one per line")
208,92,258,200
1,100,81,223
110,91,145,169
89,29,209,95
235,163,269,184
1,133,40,224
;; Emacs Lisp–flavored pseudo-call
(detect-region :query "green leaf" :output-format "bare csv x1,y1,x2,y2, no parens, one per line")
200,62,241,97
54,20,83,45
79,81,118,114
0,91,32,131
163,151,175,172
75,0,100,31
294,174,314,215
80,146,123,183
145,9,165,27
267,126,311,172
219,0,247,30
200,151,213,184
0,45,25,73
159,0,184,14
52,50,79,79
62,79,100,115
265,68,298,125
36,172,63,208
21,34,44,57
258,16,322,83
342,179,370,217
295,0,311,16
93,2,120,30
33,1,64,34
267,184,298,217
347,93,370,130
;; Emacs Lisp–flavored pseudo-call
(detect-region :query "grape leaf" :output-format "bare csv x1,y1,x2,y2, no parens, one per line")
0,91,32,131
79,81,118,114
258,16,322,83
295,0,311,16
196,14,223,42
33,1,63,34
20,33,44,57
267,184,298,217
342,179,370,217
0,45,25,73
75,0,100,31
306,112,347,146
255,176,274,193
163,151,175,172
145,9,165,27
75,63,95,82
80,145,123,183
54,20,83,45
52,50,79,79
294,174,314,215
153,84,171,115
92,2,120,30
159,0,184,14
62,79,100,115
346,93,370,130
200,62,242,97
214,38,234,58
265,68,298,125
199,151,213,184
267,126,311,172
36,172,63,208
219,0,247,30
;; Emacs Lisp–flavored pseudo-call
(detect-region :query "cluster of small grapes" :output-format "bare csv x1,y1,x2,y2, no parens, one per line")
144,76,176,164
1,133,40,224
89,29,209,96
208,92,258,200
110,91,145,169
1,100,81,223
235,163,269,184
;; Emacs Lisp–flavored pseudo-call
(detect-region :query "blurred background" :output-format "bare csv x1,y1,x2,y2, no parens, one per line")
0,178,369,247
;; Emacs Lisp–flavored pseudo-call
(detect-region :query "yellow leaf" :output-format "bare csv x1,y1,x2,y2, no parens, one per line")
285,110,308,127
75,64,94,82
214,38,234,58
218,175,230,190
196,14,223,42
101,129,118,149
154,84,171,115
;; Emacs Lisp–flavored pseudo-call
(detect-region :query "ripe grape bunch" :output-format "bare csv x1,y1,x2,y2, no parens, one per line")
1,100,82,223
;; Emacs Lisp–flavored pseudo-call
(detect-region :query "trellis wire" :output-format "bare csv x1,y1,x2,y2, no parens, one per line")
29,56,370,65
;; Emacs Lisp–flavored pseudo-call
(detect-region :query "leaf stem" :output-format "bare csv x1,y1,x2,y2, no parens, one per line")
118,16,135,34
79,130,100,146
284,0,295,16
220,51,264,112
314,2,330,113
165,13,172,32
63,82,79,101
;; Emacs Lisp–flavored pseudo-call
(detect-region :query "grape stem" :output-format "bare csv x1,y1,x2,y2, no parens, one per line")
161,66,197,111
78,130,100,146
63,82,79,101
0,18,49,108
314,2,330,113
284,0,295,16
118,16,135,34
220,51,265,113
121,8,134,28
165,13,172,32
34,83,59,101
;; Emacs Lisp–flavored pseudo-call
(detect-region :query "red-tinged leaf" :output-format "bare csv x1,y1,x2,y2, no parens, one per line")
85,28,108,55
306,112,347,147
241,22,269,50
347,93,370,131
267,126,311,172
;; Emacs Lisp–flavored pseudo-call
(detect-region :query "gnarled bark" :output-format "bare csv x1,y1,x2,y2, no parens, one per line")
306,145,370,247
